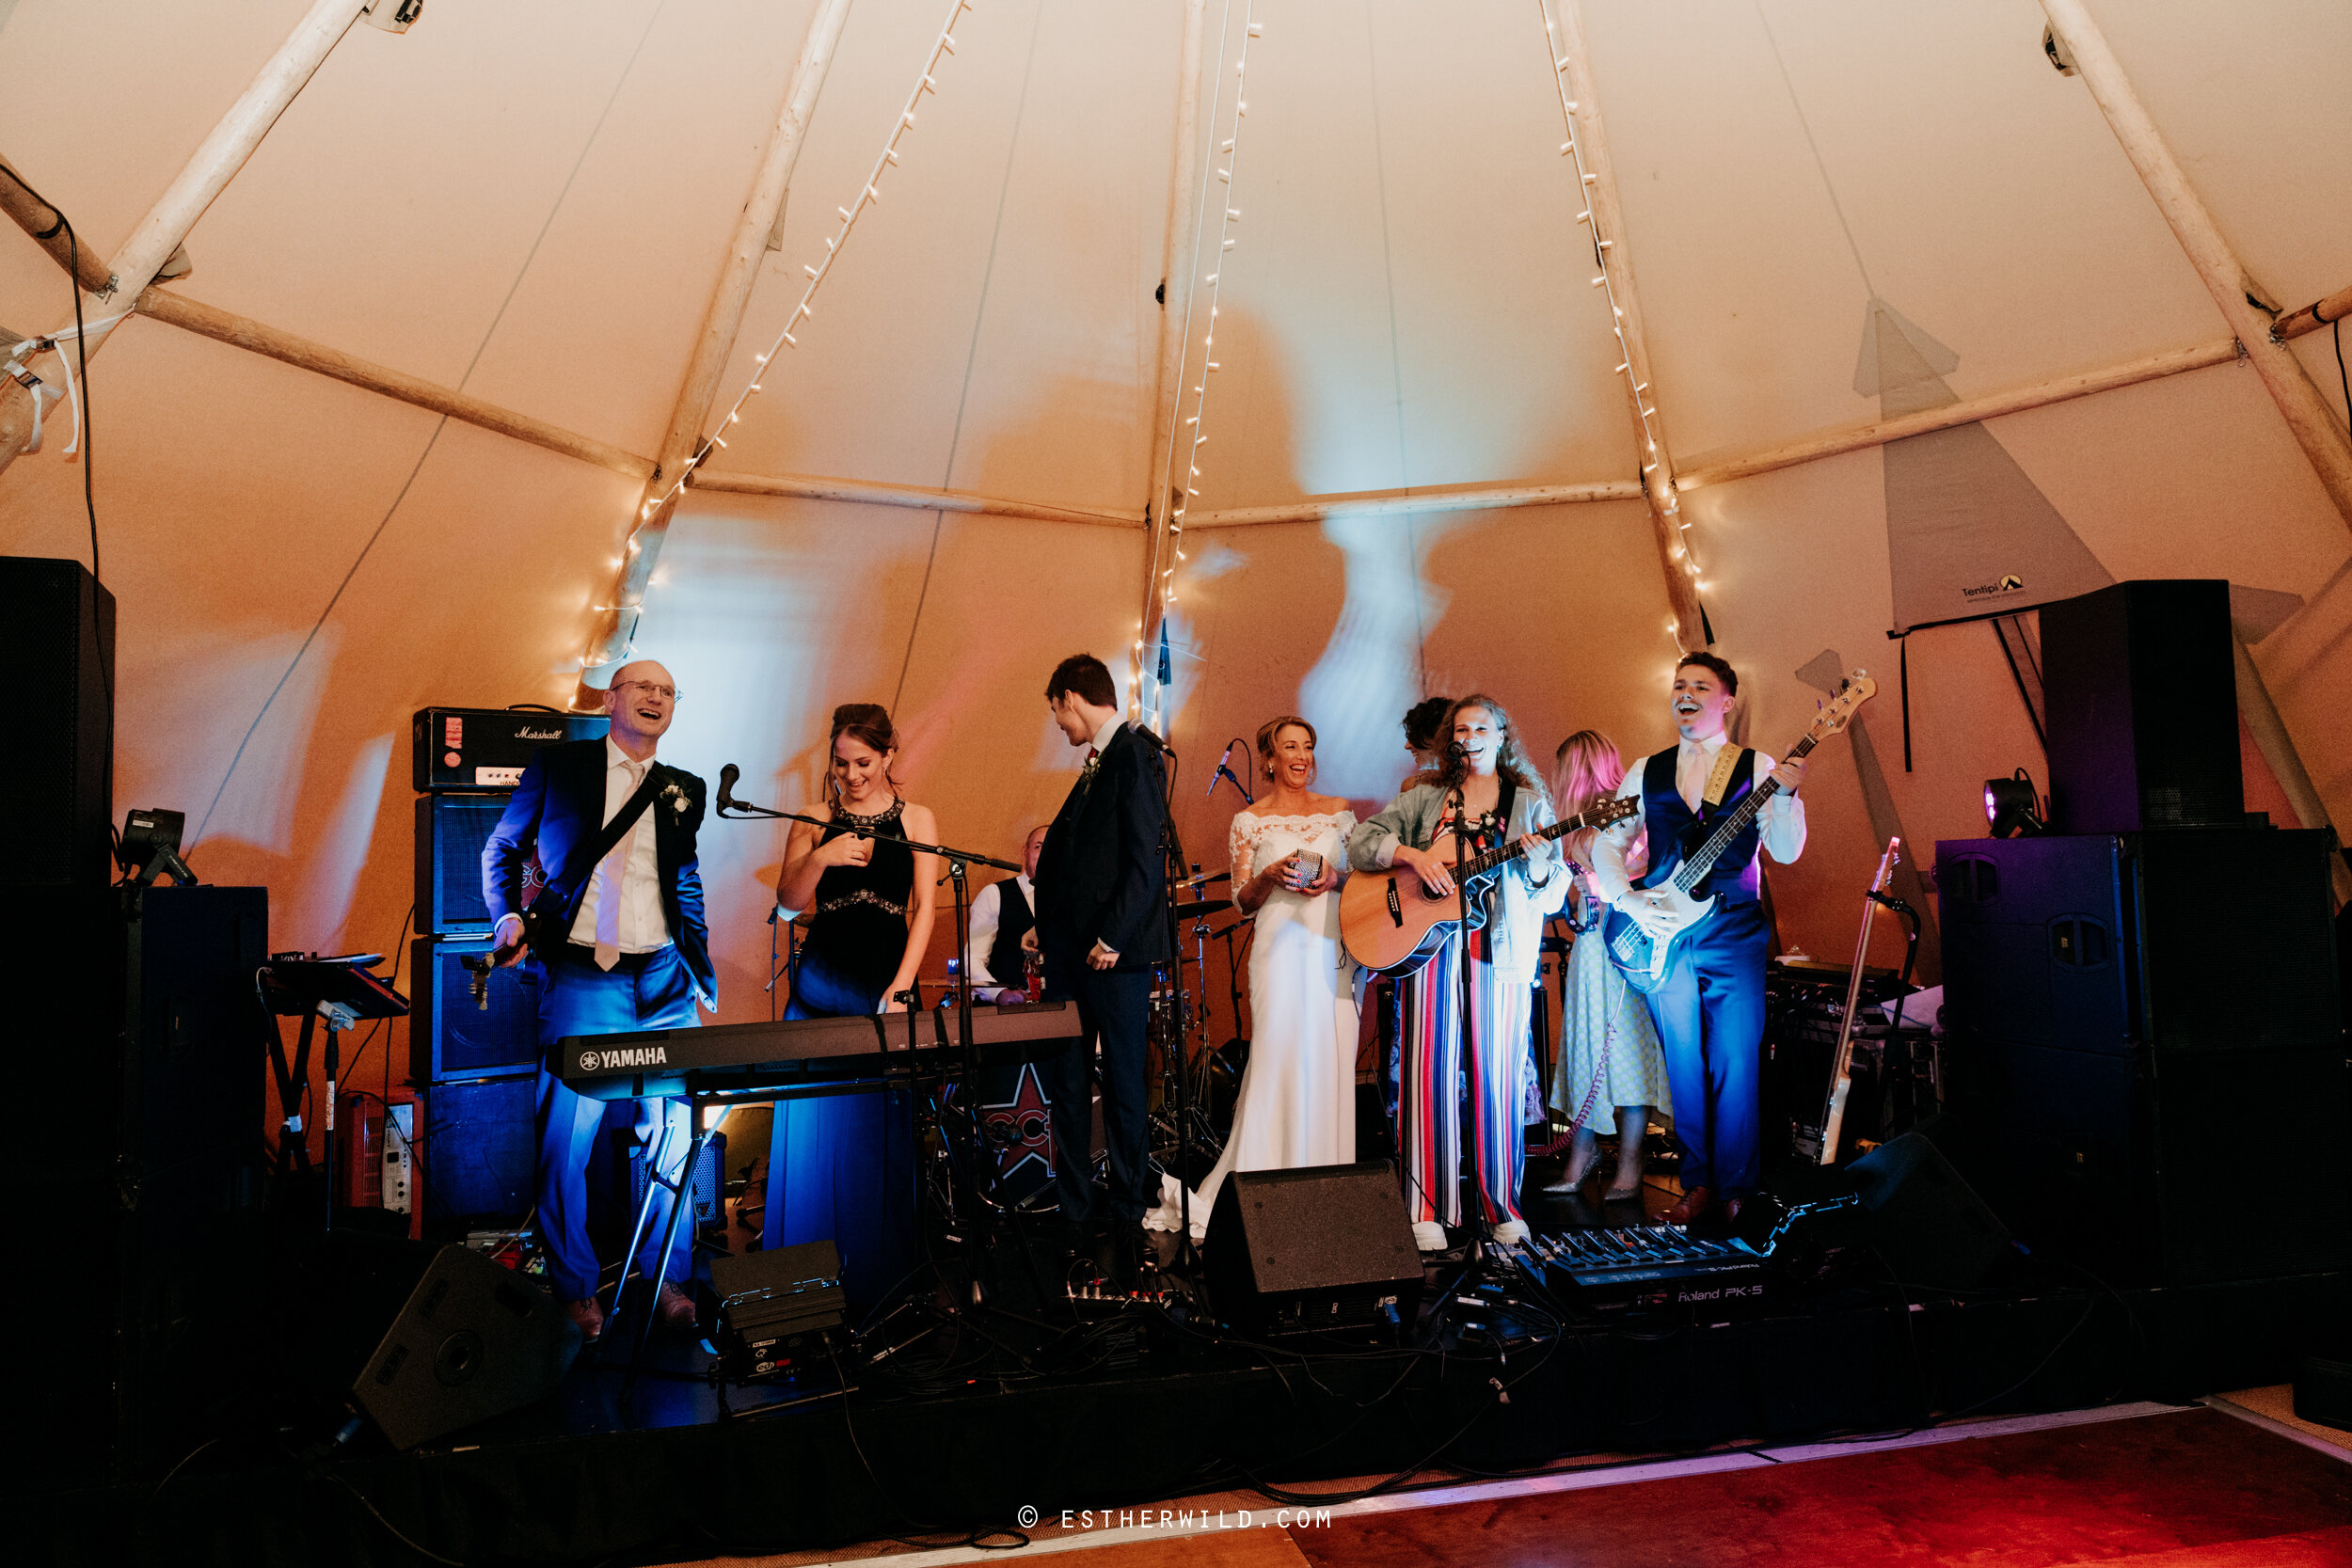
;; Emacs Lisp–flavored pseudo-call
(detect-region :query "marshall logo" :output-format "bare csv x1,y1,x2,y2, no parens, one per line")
515,726,564,741
1961,573,2026,599
579,1045,669,1072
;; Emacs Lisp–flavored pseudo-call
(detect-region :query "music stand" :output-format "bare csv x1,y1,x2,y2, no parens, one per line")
262,955,409,1228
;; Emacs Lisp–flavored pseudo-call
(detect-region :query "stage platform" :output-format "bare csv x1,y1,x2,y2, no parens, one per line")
21,1163,2349,1568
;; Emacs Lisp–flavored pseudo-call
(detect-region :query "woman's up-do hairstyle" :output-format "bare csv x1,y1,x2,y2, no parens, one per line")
1255,714,1316,781
826,702,900,805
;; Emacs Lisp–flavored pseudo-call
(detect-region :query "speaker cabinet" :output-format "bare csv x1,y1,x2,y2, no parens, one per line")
421,1075,537,1235
1957,1038,2349,1286
415,794,511,934
1938,830,2340,1055
1206,1163,1423,1336
410,935,541,1083
354,1243,580,1449
2042,578,2243,834
4,555,115,887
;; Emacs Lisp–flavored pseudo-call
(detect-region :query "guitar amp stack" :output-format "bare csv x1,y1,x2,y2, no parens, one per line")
409,705,607,1235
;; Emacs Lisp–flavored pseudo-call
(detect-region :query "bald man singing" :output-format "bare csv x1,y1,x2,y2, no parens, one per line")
484,659,715,1342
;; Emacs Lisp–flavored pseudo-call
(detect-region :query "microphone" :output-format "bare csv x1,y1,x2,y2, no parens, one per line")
718,762,740,812
1133,726,1176,755
1208,736,1253,803
1445,739,1470,760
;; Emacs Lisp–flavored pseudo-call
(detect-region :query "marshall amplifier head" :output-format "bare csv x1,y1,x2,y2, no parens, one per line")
412,707,608,793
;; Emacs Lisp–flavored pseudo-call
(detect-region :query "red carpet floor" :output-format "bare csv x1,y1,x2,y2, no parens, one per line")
1283,1409,2352,1568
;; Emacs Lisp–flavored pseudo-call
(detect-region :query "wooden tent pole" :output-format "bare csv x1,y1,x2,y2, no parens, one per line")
578,0,856,696
103,0,368,308
2038,0,2352,531
2271,281,2352,346
135,287,655,480
1189,480,1641,529
0,0,366,480
1553,0,1707,648
691,467,1137,528
0,151,113,293
1136,0,1209,720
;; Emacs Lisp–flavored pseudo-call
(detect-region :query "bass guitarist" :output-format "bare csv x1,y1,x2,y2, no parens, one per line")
1587,653,1805,1229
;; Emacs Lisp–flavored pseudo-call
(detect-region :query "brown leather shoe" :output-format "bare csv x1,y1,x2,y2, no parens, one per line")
1662,1186,1712,1227
656,1282,699,1334
564,1297,604,1344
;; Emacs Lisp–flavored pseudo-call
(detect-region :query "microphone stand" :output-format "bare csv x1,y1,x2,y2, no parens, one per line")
1448,773,1487,1270
717,777,1022,1306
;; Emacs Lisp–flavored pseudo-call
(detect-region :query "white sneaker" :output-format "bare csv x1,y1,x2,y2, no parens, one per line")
1491,1218,1530,1244
1411,1220,1449,1252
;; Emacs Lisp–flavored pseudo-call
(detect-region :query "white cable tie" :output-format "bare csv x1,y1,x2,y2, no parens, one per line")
1248,22,1263,36
839,206,854,221
885,150,900,166
1217,168,1232,182
1221,138,1235,152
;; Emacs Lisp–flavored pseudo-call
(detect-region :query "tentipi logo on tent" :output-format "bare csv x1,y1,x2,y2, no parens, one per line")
1963,574,2026,599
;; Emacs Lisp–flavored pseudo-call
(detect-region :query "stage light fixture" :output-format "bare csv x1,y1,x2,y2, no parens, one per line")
1983,769,2046,839
116,807,199,886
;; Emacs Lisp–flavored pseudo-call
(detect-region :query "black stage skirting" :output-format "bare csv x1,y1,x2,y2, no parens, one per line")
25,1266,2345,1567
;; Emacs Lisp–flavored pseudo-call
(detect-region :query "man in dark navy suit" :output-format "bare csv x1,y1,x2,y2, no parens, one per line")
484,659,714,1341
1034,654,1169,1261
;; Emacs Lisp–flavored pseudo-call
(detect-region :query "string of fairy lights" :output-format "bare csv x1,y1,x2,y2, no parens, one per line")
593,0,979,668
1139,1,1263,723
1533,0,1708,623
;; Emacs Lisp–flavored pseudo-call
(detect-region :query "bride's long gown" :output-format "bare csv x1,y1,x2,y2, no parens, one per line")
1146,807,1359,1239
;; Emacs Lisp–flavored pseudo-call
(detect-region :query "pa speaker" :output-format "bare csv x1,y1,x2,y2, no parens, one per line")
2042,578,2242,834
354,1243,580,1449
410,935,541,1082
1849,1132,2012,1291
1206,1163,1422,1336
3,555,115,887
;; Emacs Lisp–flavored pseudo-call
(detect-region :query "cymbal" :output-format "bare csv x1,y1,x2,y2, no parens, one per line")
1173,896,1233,918
1186,870,1232,886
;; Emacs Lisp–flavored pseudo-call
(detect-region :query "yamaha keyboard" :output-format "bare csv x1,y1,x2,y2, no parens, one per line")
556,1000,1080,1101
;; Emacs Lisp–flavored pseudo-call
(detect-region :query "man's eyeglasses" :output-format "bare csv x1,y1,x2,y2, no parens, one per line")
612,680,678,702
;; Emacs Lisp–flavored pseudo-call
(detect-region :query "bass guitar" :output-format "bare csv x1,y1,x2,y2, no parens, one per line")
1794,835,1900,1165
1602,671,1875,995
1341,796,1638,976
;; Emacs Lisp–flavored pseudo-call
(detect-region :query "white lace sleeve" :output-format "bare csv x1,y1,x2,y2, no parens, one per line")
1228,814,1255,887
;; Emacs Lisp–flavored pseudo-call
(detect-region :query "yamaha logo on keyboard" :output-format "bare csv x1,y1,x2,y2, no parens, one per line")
580,1045,669,1071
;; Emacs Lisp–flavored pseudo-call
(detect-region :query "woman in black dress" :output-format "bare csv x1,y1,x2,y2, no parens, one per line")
763,704,938,1299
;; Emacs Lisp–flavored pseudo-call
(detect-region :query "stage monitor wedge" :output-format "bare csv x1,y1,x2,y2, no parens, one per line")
1206,1163,1423,1337
2041,578,2242,835
355,1243,580,1449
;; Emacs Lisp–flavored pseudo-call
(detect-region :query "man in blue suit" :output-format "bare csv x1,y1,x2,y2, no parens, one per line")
484,659,714,1341
1034,654,1169,1269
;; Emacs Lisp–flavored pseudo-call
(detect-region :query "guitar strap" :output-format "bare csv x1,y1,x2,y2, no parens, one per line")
1700,745,1746,811
522,763,668,945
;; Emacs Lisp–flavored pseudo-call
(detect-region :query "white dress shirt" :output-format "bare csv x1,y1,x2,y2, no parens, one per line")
964,874,1034,989
1588,731,1805,905
568,737,672,952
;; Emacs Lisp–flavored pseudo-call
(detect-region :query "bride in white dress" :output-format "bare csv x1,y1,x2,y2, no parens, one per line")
1146,716,1358,1239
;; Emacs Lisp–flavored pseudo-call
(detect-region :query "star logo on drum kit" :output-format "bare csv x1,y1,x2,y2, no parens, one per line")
981,1063,1056,1185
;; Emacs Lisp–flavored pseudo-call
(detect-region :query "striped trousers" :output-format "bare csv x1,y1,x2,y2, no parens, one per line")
1397,938,1533,1228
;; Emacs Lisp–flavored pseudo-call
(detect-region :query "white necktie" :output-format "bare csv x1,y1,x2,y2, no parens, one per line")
594,758,645,971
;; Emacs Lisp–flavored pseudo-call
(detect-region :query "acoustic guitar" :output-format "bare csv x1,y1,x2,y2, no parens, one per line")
1602,671,1875,995
1340,796,1638,976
